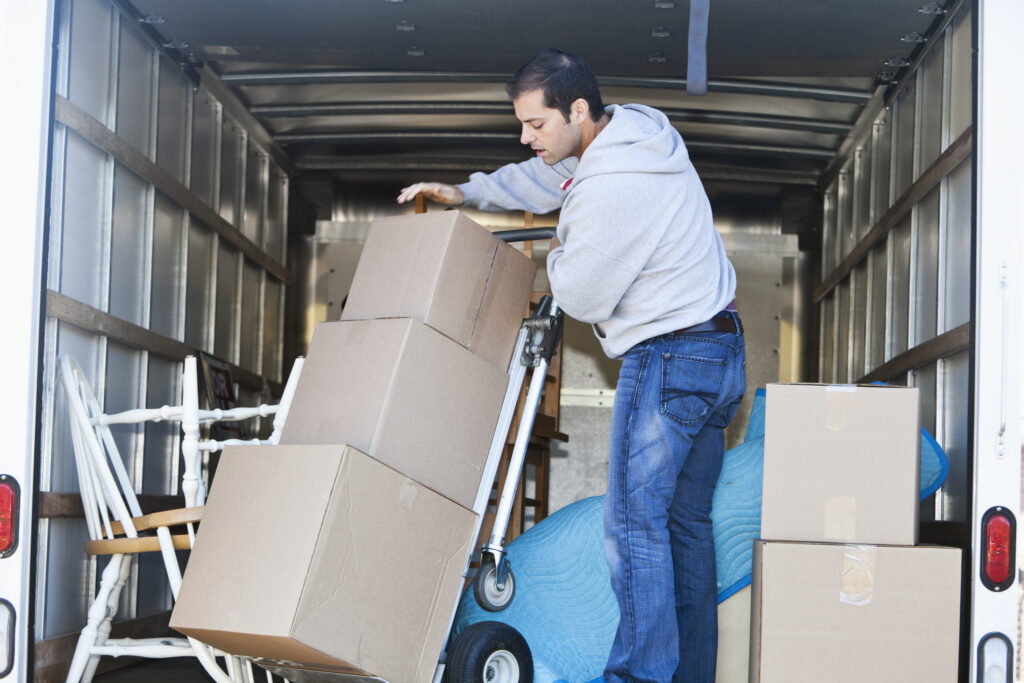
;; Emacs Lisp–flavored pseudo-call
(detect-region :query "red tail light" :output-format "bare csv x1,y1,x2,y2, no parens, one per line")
0,477,18,558
981,507,1016,591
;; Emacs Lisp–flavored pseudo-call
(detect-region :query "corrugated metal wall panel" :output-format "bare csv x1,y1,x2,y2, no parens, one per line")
156,61,189,182
184,222,214,351
109,165,149,326
151,192,186,340
944,159,972,331
214,243,240,362
39,0,290,642
816,3,973,529
190,92,219,207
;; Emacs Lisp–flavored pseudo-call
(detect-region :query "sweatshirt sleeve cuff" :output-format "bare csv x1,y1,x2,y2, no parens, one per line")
456,179,482,207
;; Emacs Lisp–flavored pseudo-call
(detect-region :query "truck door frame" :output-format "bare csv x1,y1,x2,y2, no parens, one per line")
0,1,55,680
970,1,1023,680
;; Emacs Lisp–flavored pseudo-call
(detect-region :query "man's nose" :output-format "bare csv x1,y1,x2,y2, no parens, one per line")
520,126,534,145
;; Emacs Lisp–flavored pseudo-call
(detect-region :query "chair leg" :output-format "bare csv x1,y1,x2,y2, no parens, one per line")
224,657,242,682
64,621,98,683
243,657,256,683
80,557,131,683
181,356,205,508
187,636,237,683
82,555,131,683
65,555,129,683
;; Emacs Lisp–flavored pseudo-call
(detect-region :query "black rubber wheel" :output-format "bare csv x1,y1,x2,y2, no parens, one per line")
446,621,533,683
473,557,516,612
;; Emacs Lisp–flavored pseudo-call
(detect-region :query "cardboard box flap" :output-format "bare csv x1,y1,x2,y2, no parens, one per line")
342,213,456,321
469,244,536,370
342,212,500,348
177,629,371,674
413,519,479,682
768,383,921,433
340,211,537,368
425,220,500,348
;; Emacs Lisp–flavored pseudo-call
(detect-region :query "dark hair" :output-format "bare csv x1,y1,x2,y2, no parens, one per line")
506,49,605,123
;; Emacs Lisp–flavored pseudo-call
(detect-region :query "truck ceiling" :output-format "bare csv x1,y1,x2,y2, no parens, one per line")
120,0,948,187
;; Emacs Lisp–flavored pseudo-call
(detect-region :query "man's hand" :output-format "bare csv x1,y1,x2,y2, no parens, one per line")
397,182,465,206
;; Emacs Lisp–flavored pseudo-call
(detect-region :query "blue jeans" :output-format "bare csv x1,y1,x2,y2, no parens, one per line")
604,313,746,683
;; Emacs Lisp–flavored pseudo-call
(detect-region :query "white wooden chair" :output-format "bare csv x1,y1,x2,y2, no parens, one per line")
180,355,305,509
58,355,296,683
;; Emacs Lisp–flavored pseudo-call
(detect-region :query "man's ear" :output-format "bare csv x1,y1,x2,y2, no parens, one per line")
571,98,589,124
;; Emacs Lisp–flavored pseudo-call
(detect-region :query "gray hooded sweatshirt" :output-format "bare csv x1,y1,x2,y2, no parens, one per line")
458,103,736,358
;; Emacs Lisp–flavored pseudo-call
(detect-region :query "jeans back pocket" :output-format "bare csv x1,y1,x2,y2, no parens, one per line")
660,352,727,426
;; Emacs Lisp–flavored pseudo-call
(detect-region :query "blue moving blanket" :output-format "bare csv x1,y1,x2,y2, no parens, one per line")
452,387,949,683
712,387,948,601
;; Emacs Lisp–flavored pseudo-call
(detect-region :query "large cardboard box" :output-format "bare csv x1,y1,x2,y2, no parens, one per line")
749,540,961,683
762,383,920,545
170,444,477,683
280,318,507,509
341,211,537,369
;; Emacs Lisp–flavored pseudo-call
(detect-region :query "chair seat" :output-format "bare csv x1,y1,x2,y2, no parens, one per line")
85,506,204,554
85,534,194,555
108,506,204,535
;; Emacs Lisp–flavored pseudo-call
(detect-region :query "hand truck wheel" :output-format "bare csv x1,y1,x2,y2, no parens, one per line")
446,621,533,683
473,556,516,612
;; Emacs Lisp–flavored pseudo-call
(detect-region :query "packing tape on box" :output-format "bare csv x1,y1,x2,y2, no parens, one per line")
840,544,876,606
823,496,857,541
825,385,857,431
399,479,420,509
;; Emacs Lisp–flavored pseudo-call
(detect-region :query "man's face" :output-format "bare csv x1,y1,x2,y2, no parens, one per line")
512,89,583,165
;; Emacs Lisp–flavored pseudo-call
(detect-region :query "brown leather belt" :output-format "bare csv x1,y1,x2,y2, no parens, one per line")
672,314,743,335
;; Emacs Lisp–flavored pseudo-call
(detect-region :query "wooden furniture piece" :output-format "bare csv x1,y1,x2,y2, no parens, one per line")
479,216,568,547
489,290,568,542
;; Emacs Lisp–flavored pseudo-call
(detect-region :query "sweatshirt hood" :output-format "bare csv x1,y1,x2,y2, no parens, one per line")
575,103,691,181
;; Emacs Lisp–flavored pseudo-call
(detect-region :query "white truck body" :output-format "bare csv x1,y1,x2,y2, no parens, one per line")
1,0,1021,681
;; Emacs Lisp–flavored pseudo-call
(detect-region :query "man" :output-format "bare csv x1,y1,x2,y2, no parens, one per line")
398,49,745,683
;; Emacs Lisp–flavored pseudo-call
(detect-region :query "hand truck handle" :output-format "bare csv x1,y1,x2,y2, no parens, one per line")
493,227,556,243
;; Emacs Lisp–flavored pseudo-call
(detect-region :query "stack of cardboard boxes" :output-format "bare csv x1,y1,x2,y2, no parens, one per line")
750,383,962,683
170,212,537,682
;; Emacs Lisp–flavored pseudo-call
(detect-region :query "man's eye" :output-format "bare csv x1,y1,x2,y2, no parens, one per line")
532,123,543,130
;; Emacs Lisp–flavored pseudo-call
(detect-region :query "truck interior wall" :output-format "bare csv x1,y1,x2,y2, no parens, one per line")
36,0,291,660
815,4,972,528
